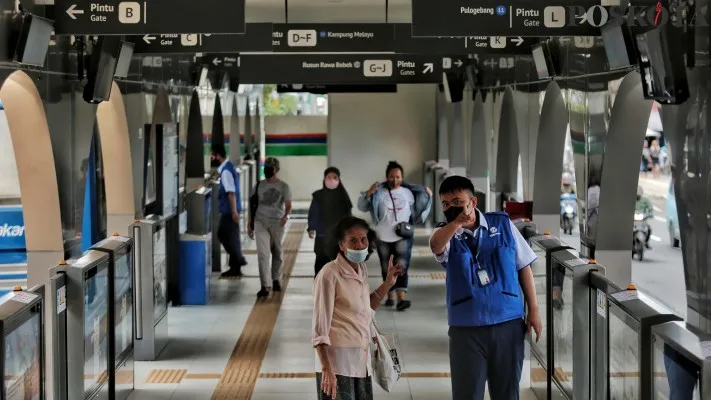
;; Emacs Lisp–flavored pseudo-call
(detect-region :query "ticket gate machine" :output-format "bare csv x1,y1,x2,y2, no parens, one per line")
64,251,112,400
0,287,44,400
651,321,711,399
130,216,169,361
90,235,135,400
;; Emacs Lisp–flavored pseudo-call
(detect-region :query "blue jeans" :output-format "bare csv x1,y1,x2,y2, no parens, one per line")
376,238,413,293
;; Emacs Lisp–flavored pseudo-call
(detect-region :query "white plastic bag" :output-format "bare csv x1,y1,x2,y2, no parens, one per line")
370,316,401,392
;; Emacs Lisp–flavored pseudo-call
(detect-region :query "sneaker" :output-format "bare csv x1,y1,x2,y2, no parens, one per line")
396,300,412,311
273,280,282,292
220,269,242,278
257,287,269,298
384,299,395,307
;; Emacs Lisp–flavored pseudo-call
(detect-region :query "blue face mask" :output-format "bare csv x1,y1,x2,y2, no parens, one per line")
345,248,368,263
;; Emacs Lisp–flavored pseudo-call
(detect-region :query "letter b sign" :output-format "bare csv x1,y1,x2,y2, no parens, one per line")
119,2,141,24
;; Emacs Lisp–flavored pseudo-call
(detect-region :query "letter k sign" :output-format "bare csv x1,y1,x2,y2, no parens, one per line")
490,36,506,48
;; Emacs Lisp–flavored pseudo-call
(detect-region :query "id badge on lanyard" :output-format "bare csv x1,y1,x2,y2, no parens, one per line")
470,231,491,287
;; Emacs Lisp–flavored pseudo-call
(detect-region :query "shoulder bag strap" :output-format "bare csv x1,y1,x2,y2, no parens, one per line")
387,187,398,221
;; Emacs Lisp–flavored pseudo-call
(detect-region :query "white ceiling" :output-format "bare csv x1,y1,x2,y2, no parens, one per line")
245,0,412,23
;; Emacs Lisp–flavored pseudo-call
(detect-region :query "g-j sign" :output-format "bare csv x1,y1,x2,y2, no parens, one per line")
0,206,26,251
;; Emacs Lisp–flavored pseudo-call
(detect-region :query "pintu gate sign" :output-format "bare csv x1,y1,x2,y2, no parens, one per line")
0,207,26,250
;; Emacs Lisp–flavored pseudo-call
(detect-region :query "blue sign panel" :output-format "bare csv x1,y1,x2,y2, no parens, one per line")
0,206,26,251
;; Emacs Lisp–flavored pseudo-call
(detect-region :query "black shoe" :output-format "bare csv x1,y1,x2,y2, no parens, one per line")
396,300,411,311
273,280,282,292
220,269,242,278
257,287,269,298
238,258,248,266
384,299,395,307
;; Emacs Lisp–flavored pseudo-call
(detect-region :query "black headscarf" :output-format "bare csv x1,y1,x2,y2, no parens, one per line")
314,167,353,235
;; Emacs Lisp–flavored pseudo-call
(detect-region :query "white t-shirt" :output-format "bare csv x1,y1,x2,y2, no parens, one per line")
375,187,414,243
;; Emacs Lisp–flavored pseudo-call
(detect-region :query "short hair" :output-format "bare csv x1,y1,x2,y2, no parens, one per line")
210,144,226,158
265,157,280,169
438,175,475,196
385,161,403,177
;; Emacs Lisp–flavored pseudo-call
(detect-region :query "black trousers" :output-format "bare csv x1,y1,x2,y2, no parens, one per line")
314,235,330,277
217,213,245,271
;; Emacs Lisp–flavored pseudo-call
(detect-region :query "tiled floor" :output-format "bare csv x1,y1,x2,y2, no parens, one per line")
128,224,538,400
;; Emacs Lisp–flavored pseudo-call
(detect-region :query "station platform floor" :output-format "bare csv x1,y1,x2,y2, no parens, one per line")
127,221,538,400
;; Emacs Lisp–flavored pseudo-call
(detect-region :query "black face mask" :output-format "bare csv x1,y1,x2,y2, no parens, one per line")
210,157,220,168
264,166,276,178
444,206,464,223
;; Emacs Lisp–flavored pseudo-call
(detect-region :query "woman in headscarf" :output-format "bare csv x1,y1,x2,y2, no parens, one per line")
308,167,353,276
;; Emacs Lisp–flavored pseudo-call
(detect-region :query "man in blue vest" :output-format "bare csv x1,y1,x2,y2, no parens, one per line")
429,176,542,400
211,144,247,278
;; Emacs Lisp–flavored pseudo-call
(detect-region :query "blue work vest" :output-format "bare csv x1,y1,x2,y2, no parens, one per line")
443,211,524,327
218,161,241,215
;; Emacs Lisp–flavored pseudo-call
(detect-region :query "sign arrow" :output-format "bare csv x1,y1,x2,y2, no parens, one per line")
454,59,463,67
143,35,156,44
423,63,434,74
212,58,222,66
66,4,84,20
511,37,524,46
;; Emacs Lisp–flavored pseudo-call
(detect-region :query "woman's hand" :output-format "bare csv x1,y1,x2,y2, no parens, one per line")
308,229,315,239
321,368,338,399
425,186,433,197
366,182,379,197
386,255,404,286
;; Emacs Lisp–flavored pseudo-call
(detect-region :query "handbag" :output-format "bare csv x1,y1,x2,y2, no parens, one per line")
387,188,414,238
370,315,401,392
248,180,262,229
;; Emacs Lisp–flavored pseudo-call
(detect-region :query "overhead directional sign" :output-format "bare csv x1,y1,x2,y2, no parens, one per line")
239,54,468,84
131,23,272,53
392,24,538,54
277,84,398,94
272,24,394,52
54,0,246,35
202,54,239,70
411,0,605,37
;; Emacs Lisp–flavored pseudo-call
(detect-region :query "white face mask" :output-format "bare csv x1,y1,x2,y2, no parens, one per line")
345,248,368,263
325,178,339,189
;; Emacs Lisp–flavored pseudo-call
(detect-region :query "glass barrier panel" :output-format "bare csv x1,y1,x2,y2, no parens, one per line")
3,313,41,400
652,337,701,399
608,304,641,399
84,266,109,396
153,228,168,321
552,263,574,395
114,252,133,360
530,242,548,363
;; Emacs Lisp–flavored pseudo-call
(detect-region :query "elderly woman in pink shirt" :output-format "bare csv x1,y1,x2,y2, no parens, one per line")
312,216,403,400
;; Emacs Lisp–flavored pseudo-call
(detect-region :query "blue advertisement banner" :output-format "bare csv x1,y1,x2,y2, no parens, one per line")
0,206,26,251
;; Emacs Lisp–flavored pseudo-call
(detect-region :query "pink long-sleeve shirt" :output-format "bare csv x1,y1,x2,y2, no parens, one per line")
312,254,373,378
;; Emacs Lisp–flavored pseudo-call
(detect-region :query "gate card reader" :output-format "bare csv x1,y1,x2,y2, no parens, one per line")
186,186,213,236
91,234,135,400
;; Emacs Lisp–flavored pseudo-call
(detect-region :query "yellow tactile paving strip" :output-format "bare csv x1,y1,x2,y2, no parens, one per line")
144,367,668,384
211,223,305,400
144,369,187,384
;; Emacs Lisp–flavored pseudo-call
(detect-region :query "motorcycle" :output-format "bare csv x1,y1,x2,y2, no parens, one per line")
560,193,577,235
633,211,651,261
